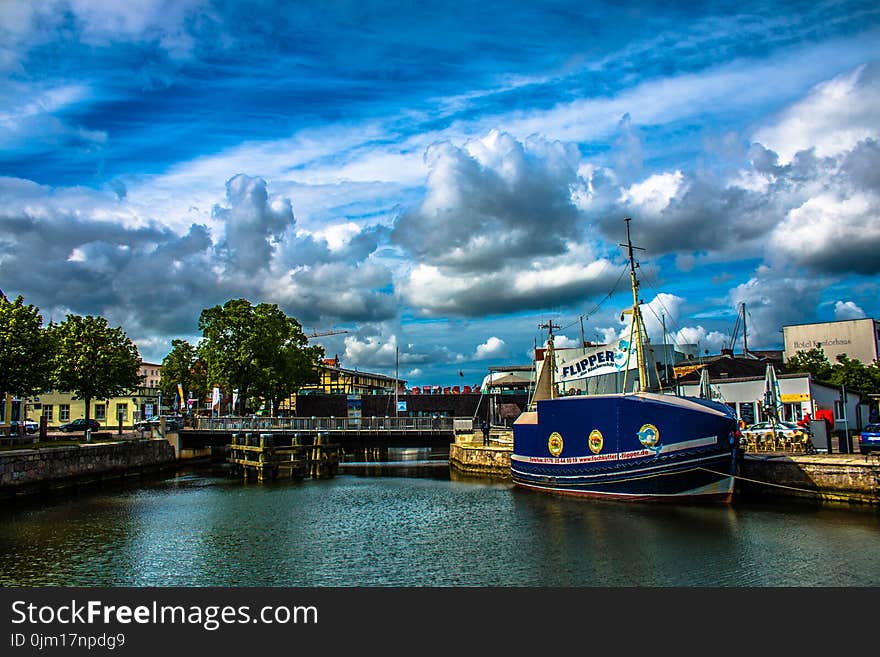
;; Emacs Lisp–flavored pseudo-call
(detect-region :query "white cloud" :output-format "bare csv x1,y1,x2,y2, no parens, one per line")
834,300,865,320
474,336,507,360
753,64,880,164
619,171,685,214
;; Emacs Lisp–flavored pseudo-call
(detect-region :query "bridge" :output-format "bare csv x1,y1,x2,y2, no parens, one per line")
179,415,475,450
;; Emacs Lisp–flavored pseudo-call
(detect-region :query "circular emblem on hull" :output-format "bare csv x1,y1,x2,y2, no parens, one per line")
637,423,660,448
588,429,604,454
548,432,564,456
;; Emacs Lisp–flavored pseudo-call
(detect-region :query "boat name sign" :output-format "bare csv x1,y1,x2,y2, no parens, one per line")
556,340,638,383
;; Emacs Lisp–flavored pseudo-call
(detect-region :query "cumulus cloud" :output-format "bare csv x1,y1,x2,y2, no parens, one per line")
834,300,865,320
728,268,830,348
0,174,395,361
474,336,508,360
342,332,464,370
392,130,584,272
213,174,293,275
398,257,621,317
672,326,729,354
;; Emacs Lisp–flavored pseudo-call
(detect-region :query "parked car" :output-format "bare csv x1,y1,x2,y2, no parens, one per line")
134,415,180,432
58,418,101,432
858,423,880,455
10,419,38,435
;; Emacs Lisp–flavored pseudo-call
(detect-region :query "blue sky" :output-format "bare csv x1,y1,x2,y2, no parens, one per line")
1,0,879,387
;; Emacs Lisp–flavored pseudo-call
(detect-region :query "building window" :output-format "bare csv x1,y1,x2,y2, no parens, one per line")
44,405,53,422
59,404,70,422
95,404,106,421
833,400,846,420
116,403,128,422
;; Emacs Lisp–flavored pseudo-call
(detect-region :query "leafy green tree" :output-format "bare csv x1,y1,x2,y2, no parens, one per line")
0,292,53,430
253,329,324,414
48,315,143,432
159,339,207,412
830,354,879,394
197,299,323,415
786,348,833,382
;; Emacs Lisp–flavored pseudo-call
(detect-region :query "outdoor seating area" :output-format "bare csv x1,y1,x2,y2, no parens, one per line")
741,432,816,454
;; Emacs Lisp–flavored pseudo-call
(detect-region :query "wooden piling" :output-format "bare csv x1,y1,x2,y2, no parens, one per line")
227,432,340,482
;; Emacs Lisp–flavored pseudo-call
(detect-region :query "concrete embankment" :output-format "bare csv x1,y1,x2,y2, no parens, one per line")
449,433,512,478
739,453,880,505
0,439,177,500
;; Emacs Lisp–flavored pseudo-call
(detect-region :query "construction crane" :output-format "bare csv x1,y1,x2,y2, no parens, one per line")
306,329,350,340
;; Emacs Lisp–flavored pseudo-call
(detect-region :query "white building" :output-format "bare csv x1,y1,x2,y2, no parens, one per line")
783,318,880,365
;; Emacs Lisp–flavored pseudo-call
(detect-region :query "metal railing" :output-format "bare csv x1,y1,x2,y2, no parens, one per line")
192,415,459,433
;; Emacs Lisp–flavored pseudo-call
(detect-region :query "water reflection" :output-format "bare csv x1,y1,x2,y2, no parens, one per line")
1,451,878,587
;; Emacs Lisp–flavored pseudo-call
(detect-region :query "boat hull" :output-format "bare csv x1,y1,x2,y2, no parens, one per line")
512,392,739,503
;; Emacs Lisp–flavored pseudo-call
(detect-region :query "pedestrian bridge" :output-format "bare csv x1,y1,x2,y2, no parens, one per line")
183,415,478,447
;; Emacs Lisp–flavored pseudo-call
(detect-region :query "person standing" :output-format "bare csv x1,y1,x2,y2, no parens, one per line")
481,419,490,446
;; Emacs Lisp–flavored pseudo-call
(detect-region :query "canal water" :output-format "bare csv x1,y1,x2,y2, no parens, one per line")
1,447,878,587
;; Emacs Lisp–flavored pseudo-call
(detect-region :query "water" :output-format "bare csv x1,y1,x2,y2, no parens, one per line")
1,448,878,587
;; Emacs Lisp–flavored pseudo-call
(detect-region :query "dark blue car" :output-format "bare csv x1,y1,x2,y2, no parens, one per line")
858,423,880,454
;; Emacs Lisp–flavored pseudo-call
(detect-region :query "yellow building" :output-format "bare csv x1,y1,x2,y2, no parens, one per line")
275,358,405,413
303,357,405,395
29,387,160,430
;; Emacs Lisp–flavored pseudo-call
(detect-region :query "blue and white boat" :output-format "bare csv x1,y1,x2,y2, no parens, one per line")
511,218,740,503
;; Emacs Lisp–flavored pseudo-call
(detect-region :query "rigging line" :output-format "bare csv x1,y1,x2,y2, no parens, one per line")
559,263,631,334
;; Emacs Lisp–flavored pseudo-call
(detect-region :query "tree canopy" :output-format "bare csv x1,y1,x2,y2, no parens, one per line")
197,299,323,414
0,291,53,404
48,314,143,429
787,347,880,395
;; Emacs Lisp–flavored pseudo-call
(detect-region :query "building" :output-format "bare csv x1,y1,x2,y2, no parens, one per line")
4,360,164,430
140,361,162,388
676,356,872,432
26,386,160,429
277,357,406,415
783,318,880,365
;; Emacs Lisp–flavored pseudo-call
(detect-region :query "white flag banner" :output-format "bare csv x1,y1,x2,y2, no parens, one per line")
555,340,639,383
211,387,220,408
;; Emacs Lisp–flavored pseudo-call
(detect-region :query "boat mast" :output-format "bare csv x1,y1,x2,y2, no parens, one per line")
539,319,560,400
741,302,749,356
621,217,649,392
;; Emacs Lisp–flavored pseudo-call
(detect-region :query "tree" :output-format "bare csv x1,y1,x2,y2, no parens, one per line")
159,339,207,413
48,315,143,433
830,354,880,395
786,348,833,382
0,292,53,431
253,330,324,414
197,299,323,415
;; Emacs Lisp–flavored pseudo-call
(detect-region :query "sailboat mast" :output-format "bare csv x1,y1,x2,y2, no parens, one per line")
623,217,649,391
741,302,749,356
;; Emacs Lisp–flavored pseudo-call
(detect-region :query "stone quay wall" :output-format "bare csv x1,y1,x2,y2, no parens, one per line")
739,454,880,505
0,439,177,498
449,442,511,478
